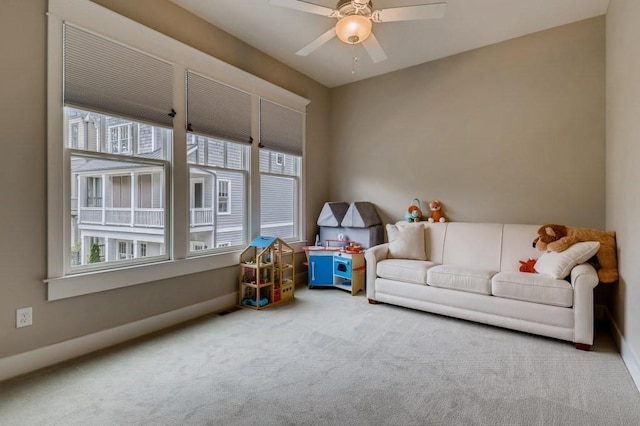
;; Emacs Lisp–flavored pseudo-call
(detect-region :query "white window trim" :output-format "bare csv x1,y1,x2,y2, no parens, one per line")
46,0,309,301
217,179,231,215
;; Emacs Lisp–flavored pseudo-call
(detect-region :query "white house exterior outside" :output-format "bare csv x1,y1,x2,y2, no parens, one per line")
68,107,299,268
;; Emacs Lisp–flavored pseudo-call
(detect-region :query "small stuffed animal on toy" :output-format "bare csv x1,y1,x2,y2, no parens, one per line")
428,200,446,223
405,199,423,222
519,258,537,273
533,224,618,283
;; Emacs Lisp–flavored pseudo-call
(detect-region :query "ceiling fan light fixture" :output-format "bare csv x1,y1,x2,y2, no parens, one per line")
335,14,372,45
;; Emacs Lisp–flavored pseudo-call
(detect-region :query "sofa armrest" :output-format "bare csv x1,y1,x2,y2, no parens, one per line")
570,263,599,346
365,243,389,301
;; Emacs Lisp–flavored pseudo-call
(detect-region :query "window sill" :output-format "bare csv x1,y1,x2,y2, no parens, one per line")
45,240,307,301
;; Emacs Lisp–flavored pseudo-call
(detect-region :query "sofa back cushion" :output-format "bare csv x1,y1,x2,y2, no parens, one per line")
442,223,503,271
387,224,427,260
500,224,542,272
395,221,447,263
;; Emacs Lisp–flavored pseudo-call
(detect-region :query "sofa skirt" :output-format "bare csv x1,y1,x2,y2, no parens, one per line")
374,278,575,343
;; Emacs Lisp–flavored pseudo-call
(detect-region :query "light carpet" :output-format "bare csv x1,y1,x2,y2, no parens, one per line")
1,286,639,425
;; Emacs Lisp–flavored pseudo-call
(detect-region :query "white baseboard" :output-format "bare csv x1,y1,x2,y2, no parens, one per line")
606,308,640,392
0,293,237,383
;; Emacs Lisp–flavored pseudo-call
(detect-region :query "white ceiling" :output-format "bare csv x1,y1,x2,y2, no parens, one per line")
170,0,610,88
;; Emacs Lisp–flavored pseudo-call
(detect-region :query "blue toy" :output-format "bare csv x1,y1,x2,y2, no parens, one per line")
242,297,269,307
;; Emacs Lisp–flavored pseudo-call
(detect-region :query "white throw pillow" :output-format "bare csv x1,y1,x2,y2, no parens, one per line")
534,241,600,279
386,224,426,261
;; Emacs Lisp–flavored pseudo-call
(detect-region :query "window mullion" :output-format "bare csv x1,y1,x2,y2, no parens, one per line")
249,95,261,241
172,64,188,260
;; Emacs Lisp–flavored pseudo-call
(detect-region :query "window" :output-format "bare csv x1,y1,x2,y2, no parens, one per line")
137,125,159,154
190,241,207,251
68,107,170,270
191,179,204,209
187,133,248,253
86,176,102,208
138,174,152,209
260,151,301,240
109,124,132,154
71,123,79,149
118,241,134,260
47,0,308,300
111,175,132,208
217,179,231,214
258,100,304,241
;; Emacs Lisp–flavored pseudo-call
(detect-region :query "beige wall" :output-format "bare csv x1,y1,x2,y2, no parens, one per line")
329,17,606,229
0,0,330,358
606,0,640,369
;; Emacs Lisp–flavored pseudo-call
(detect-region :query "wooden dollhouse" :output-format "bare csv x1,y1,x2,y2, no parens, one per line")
238,236,295,310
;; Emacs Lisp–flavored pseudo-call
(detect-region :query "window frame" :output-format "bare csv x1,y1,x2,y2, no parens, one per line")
46,0,309,301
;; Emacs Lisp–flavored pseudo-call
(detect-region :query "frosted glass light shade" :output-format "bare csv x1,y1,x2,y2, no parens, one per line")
335,15,372,45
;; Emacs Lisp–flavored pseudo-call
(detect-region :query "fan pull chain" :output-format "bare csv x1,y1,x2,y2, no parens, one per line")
352,44,358,76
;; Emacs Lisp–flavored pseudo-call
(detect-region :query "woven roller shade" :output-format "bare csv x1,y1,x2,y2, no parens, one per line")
64,24,174,126
259,99,304,156
186,71,252,144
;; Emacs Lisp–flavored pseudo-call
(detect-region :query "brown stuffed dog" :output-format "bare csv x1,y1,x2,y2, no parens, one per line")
533,224,618,283
428,200,446,223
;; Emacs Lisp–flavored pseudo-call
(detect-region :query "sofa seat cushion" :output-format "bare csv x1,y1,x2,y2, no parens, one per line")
377,259,439,285
492,271,573,307
427,265,495,295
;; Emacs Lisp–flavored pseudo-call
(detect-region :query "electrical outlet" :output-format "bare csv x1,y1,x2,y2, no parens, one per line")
16,307,33,328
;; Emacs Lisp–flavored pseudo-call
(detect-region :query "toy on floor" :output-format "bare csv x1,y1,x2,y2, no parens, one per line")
519,258,537,273
405,198,423,222
532,224,618,283
428,200,446,223
242,297,269,307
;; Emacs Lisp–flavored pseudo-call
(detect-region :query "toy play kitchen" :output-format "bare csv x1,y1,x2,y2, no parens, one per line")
304,202,383,295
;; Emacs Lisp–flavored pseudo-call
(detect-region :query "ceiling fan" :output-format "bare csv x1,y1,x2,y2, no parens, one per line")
269,0,447,63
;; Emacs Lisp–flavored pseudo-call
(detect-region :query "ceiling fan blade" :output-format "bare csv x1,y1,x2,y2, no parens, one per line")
296,27,337,56
269,0,336,17
362,33,388,63
375,2,447,23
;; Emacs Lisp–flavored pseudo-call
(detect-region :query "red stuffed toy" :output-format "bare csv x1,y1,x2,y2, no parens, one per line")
519,258,537,273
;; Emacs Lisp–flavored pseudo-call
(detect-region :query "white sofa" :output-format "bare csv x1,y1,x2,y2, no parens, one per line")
365,222,600,350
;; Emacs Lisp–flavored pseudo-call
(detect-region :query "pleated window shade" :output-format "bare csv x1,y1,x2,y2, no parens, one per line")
259,99,304,157
186,71,252,144
64,24,174,127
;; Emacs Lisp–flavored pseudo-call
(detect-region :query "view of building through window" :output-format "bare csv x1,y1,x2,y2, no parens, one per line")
187,134,248,252
68,107,170,268
259,150,300,240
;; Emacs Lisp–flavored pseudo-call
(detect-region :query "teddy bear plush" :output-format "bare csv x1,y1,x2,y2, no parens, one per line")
533,224,618,283
428,200,446,223
405,200,423,222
